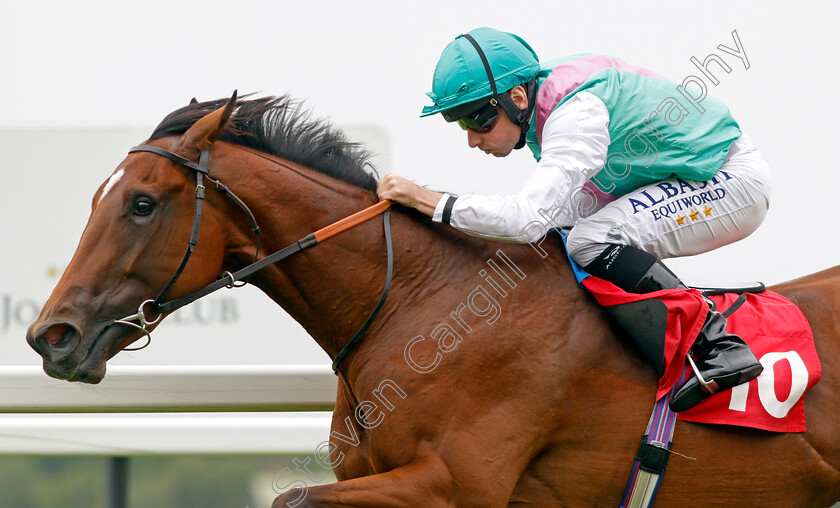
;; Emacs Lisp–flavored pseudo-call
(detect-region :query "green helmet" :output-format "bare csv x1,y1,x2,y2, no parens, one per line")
421,27,540,118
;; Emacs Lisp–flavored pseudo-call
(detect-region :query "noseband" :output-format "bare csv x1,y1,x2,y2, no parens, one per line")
109,144,393,376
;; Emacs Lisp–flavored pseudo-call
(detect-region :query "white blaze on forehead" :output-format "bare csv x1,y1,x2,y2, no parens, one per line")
98,168,125,204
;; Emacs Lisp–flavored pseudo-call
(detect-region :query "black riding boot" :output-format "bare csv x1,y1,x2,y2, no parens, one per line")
584,244,763,412
668,304,765,412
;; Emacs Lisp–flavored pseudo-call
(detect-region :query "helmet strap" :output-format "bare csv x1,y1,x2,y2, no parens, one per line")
460,33,537,150
513,79,537,150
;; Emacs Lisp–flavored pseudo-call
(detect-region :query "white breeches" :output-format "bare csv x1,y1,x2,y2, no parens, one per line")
566,135,772,266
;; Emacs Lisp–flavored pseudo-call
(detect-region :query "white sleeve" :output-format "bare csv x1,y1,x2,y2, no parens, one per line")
434,92,611,243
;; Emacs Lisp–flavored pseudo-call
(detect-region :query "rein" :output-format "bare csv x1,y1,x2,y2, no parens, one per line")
110,144,393,375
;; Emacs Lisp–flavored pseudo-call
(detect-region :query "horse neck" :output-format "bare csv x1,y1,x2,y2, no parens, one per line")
208,143,594,379
209,143,401,360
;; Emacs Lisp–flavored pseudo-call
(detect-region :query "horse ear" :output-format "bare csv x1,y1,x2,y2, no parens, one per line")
174,90,238,159
189,97,198,105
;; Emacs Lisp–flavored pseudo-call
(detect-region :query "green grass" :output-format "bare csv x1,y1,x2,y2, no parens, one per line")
0,455,335,508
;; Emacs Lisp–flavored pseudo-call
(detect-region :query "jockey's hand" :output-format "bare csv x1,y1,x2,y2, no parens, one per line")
377,173,443,217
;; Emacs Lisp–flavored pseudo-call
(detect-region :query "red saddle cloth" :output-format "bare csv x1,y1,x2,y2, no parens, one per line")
581,277,822,432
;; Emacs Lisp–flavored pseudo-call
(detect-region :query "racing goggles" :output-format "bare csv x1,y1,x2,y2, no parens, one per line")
443,97,501,132
455,98,500,132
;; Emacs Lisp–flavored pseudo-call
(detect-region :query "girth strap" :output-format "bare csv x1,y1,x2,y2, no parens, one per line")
620,365,687,508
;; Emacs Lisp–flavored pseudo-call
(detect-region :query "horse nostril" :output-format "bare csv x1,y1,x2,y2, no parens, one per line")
27,321,82,367
43,324,71,346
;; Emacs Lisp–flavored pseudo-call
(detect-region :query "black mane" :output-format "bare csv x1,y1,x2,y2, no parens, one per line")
149,95,378,191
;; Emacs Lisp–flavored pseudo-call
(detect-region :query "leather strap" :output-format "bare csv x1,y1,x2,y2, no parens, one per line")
461,33,499,97
129,145,209,175
314,200,391,242
156,202,392,317
120,144,394,377
332,208,393,374
128,145,263,307
156,235,309,314
459,33,535,149
139,147,210,305
721,293,749,319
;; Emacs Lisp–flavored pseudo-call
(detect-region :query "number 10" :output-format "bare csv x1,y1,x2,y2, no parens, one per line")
728,351,809,419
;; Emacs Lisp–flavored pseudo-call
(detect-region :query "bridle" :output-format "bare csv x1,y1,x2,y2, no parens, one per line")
112,145,259,349
109,144,393,376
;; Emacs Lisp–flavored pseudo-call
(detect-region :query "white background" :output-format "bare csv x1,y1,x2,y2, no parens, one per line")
2,0,838,368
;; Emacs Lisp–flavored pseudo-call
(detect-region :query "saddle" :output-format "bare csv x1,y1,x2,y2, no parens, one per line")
582,273,820,432
690,281,765,295
613,282,821,507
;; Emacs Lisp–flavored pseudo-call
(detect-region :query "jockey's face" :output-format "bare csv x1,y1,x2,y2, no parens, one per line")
465,85,528,158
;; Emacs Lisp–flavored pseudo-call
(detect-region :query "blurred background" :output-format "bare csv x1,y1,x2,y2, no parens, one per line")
1,0,838,506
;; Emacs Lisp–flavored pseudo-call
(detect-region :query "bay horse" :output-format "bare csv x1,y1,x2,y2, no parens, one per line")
26,94,840,507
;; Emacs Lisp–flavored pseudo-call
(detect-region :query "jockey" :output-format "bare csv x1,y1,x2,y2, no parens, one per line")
376,27,772,412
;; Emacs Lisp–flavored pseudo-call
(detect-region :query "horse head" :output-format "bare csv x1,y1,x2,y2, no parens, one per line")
26,94,238,383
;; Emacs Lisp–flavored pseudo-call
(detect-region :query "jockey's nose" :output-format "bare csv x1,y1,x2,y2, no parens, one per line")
467,129,482,149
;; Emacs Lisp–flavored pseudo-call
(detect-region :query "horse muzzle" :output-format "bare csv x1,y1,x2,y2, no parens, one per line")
26,319,112,383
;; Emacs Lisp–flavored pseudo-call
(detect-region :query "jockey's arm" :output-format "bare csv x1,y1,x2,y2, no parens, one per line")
379,93,610,243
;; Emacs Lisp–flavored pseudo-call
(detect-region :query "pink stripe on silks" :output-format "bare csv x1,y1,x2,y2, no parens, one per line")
583,180,618,201
535,54,668,146
582,180,619,202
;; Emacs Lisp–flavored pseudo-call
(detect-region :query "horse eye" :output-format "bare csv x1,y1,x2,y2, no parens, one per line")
133,199,155,217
